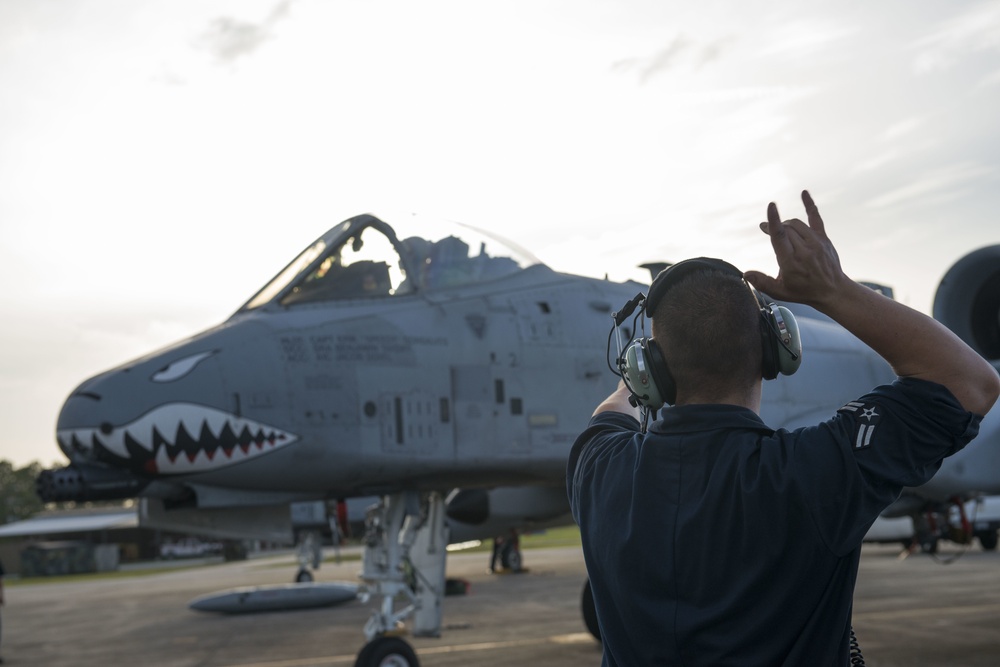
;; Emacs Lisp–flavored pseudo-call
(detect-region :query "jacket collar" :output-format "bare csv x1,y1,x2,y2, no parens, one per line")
647,404,774,435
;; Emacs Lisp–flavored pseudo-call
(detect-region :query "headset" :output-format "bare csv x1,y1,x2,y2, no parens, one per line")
610,257,802,422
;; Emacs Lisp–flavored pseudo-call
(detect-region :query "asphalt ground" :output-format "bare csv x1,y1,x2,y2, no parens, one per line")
3,541,1000,666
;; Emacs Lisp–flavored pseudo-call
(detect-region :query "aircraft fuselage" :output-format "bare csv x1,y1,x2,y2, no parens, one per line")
41,215,1000,534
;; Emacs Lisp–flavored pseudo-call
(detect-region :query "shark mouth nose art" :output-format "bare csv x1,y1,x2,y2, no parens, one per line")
57,403,298,474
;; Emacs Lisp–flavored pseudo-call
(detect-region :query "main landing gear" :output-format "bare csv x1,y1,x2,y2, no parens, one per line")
489,531,524,574
353,491,448,667
294,528,322,583
293,500,350,583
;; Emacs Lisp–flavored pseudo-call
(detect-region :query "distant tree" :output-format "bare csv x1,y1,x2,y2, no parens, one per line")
0,460,134,524
0,460,46,523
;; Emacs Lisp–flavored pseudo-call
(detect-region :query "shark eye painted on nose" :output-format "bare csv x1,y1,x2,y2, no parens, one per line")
152,351,216,383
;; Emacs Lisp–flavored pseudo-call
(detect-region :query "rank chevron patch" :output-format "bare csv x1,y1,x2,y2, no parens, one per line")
838,401,881,450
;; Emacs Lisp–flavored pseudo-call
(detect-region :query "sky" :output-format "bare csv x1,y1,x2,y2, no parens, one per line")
1,0,998,468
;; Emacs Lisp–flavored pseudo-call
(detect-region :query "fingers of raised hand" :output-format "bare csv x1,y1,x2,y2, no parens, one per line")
765,202,795,256
801,190,827,237
766,202,782,232
783,218,813,244
743,270,779,295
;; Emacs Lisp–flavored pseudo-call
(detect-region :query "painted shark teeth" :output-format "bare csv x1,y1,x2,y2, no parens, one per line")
56,403,298,475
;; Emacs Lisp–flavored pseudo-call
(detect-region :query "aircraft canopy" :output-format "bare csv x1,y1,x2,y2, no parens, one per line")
241,214,540,310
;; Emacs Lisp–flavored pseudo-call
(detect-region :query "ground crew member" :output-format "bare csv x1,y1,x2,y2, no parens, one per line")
567,191,1000,665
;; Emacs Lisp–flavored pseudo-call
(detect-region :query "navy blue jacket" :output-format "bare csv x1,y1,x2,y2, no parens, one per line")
567,378,981,666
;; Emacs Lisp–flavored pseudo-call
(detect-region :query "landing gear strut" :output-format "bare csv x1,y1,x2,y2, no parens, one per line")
288,499,349,582
294,529,322,583
354,491,448,667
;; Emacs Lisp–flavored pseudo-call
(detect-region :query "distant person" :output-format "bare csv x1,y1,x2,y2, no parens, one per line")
489,536,503,573
567,191,1000,665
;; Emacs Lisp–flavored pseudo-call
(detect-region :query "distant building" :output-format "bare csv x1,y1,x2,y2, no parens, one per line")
0,508,153,576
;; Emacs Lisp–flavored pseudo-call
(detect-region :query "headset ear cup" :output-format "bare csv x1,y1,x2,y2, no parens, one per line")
623,340,664,410
760,304,802,379
760,316,779,381
645,339,676,407
774,305,802,375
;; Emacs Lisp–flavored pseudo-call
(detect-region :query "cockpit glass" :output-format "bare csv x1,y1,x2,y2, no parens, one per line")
240,214,539,310
280,225,406,305
399,218,536,293
242,237,330,310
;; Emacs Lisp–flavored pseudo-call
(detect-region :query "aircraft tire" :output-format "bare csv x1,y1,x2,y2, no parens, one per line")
581,578,601,642
295,568,314,583
355,636,420,667
501,544,523,572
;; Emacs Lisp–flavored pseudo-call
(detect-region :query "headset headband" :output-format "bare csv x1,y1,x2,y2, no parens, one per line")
611,254,802,428
644,257,744,317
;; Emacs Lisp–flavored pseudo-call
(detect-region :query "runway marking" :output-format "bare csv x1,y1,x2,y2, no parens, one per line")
854,602,1000,622
221,633,595,667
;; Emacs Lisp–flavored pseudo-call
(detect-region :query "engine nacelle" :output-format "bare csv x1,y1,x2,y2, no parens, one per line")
445,486,573,543
933,245,1000,361
445,488,490,525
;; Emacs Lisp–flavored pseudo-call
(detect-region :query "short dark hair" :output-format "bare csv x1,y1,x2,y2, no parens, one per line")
650,269,762,399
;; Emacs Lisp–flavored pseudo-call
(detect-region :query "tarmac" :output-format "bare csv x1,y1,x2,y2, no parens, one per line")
3,541,1000,666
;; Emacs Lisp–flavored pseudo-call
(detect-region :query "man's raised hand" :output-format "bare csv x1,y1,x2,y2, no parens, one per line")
744,190,846,308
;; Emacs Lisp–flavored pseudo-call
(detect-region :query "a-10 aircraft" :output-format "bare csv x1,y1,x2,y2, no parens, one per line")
37,211,1000,666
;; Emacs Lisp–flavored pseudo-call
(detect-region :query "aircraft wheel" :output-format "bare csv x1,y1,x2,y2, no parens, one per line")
500,541,523,572
502,547,523,573
581,578,601,642
295,568,314,583
354,636,420,667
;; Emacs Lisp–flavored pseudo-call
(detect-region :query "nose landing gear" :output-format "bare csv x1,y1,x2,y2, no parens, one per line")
355,636,419,667
353,491,448,667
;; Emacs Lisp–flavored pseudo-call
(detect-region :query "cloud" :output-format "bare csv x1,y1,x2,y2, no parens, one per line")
195,0,294,64
977,66,1000,88
853,150,900,174
912,0,1000,74
882,117,923,141
865,161,996,209
851,117,925,172
641,35,692,81
756,17,856,59
150,66,186,86
613,34,735,83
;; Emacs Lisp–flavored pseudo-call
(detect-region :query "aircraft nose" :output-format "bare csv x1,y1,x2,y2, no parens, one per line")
53,351,233,470
56,374,155,466
55,358,300,476
53,323,300,475
56,390,109,461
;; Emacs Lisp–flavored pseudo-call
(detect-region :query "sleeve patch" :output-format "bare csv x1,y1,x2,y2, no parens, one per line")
838,401,881,450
